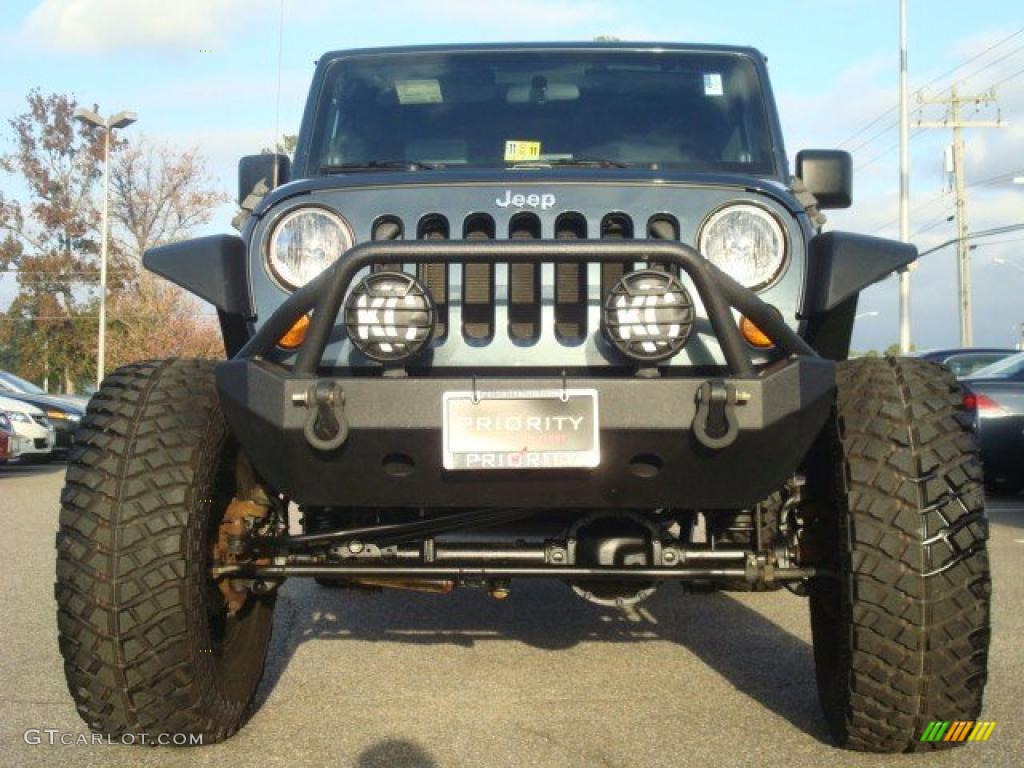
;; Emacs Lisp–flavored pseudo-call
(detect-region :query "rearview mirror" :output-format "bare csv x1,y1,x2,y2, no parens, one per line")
238,153,290,207
795,150,852,209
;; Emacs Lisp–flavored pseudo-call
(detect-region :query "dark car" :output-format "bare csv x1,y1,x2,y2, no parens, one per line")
963,352,1024,493
916,347,1017,378
55,42,990,753
0,370,84,452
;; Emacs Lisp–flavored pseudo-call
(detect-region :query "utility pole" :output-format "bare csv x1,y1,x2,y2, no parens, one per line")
897,0,911,354
916,86,1003,346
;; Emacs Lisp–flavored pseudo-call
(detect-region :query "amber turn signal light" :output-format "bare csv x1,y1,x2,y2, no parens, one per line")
278,314,311,349
739,315,774,348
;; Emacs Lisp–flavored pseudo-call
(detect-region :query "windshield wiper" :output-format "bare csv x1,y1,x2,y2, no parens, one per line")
320,160,441,173
510,157,635,169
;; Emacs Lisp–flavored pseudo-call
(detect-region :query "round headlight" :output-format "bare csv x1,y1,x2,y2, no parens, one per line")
698,204,786,290
602,270,695,362
344,272,436,362
267,207,354,290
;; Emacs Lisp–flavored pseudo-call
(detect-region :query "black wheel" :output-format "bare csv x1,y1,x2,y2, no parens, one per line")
56,359,275,745
808,357,991,752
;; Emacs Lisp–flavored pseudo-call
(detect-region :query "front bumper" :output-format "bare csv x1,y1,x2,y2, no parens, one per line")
218,356,833,508
218,240,835,509
15,427,54,454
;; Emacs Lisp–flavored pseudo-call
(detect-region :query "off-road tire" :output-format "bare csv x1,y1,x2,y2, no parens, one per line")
56,359,275,745
808,357,991,752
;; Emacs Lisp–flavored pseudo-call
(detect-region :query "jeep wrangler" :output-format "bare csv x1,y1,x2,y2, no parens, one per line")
56,43,990,752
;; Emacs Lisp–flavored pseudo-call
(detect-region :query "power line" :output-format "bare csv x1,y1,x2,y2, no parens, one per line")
918,222,1024,257
972,237,1024,248
838,27,1023,148
991,65,1024,89
854,127,928,171
869,189,953,235
928,42,1024,97
911,212,954,238
968,168,1024,188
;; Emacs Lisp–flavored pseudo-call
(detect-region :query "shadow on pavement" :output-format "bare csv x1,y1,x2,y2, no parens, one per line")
358,739,438,768
257,581,830,745
0,459,67,476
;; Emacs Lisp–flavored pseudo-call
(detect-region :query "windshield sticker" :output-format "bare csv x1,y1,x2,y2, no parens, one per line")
395,79,443,104
703,73,724,96
504,140,542,162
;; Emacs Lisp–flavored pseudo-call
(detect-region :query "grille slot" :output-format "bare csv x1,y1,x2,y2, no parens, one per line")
507,213,541,342
371,215,403,272
462,213,495,341
599,213,634,310
553,212,588,342
647,214,680,274
417,214,449,339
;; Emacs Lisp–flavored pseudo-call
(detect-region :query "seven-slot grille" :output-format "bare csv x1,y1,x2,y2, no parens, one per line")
369,211,681,345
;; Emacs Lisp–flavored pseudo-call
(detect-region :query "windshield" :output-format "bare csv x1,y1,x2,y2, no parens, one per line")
311,50,776,174
971,352,1024,379
0,371,44,394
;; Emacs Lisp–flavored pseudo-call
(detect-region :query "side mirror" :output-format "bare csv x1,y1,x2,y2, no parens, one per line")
795,150,852,209
238,153,290,207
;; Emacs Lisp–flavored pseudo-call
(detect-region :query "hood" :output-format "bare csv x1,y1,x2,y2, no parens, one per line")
254,168,802,219
0,394,44,416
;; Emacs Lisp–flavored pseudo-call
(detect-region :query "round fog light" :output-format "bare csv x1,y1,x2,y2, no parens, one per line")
602,270,695,362
344,272,436,362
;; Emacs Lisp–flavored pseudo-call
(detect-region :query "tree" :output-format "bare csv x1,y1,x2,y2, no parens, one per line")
0,91,231,392
104,137,230,368
884,342,915,357
261,133,297,156
107,272,223,363
0,90,107,391
108,139,228,261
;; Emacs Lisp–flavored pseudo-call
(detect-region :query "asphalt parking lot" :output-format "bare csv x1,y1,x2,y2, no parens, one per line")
1,461,1021,768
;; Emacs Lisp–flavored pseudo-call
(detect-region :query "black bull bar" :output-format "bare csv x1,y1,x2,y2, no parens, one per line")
236,239,817,376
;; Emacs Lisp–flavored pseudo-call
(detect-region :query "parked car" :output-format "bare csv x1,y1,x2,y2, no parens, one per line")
0,370,84,453
916,347,1017,378
0,411,17,463
962,351,1024,493
0,394,56,461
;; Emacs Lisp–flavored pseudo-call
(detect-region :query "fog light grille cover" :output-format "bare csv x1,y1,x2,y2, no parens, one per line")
344,272,435,362
603,270,695,362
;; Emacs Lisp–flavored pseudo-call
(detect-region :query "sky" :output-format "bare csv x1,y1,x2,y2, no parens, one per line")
0,0,1022,352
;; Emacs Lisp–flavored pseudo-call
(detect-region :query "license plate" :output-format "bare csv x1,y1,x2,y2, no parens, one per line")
443,389,600,470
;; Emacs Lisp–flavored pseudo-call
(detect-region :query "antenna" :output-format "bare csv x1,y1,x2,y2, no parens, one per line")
272,0,285,186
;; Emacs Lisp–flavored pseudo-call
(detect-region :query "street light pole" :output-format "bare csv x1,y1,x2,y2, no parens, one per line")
98,125,111,391
73,108,136,389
